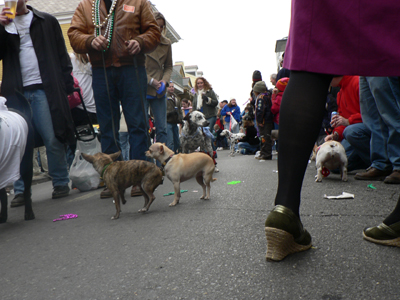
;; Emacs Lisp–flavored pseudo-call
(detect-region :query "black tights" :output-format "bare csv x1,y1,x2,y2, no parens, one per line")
274,71,333,217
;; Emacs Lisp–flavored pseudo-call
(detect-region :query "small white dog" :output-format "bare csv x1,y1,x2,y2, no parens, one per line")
220,129,245,156
315,141,348,182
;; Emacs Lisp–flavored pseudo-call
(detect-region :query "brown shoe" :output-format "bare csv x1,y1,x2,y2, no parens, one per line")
100,188,112,198
384,170,400,184
131,185,143,197
354,167,392,181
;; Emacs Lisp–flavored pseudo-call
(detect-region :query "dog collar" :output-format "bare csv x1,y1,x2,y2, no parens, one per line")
100,162,112,179
160,155,174,172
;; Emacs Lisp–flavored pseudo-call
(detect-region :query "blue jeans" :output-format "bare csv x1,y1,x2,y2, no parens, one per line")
343,123,371,170
359,77,400,171
206,116,217,134
167,123,180,152
14,89,69,194
92,65,148,160
119,132,130,160
146,95,167,144
237,142,260,154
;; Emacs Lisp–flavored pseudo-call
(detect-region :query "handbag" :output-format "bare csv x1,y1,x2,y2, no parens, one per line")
229,114,239,132
68,74,83,109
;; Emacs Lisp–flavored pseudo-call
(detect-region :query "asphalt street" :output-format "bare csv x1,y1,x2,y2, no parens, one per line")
1,151,400,300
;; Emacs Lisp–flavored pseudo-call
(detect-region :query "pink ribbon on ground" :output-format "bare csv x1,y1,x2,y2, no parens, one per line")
53,214,78,222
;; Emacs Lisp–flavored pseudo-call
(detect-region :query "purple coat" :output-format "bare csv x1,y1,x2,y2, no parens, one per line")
284,1,400,76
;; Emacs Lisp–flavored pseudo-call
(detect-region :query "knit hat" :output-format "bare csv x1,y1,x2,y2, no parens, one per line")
253,81,267,93
252,70,262,82
276,77,289,92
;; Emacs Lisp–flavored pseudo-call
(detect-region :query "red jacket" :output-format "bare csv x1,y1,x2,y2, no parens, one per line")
334,76,362,140
271,92,283,125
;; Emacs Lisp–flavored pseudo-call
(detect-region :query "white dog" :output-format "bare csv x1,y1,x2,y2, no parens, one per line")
315,141,348,182
220,129,245,156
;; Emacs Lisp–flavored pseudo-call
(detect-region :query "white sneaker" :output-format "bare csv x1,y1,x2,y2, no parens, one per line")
217,147,223,151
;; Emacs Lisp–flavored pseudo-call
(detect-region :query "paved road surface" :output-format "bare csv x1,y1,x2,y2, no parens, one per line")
1,151,399,299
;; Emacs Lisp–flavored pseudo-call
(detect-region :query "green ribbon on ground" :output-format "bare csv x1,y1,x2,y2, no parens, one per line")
227,181,241,185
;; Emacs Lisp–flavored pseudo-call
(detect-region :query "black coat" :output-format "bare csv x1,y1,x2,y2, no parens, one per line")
0,6,75,145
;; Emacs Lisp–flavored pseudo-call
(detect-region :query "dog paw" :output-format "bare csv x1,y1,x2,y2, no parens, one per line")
315,177,322,182
138,208,148,213
169,202,178,207
200,196,205,199
111,215,120,220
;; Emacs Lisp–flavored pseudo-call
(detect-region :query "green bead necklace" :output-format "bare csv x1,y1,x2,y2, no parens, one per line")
92,0,117,51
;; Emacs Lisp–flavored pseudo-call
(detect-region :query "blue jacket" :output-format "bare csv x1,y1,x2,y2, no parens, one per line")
221,104,241,124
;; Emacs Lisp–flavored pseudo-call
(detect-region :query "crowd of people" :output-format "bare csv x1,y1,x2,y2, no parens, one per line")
1,0,399,262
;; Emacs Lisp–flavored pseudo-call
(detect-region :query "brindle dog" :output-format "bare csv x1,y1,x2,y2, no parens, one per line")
81,151,163,219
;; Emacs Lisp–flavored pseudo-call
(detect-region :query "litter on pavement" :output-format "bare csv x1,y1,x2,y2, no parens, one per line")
163,190,188,196
323,192,355,200
227,181,241,185
53,214,78,222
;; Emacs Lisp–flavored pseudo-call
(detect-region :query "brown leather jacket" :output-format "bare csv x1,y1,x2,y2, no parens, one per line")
68,0,161,68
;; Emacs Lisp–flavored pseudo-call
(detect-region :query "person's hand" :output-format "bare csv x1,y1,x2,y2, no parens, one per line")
227,112,231,116
258,123,264,127
151,78,161,90
324,134,333,142
272,88,279,95
91,36,109,51
125,40,141,55
332,115,349,127
0,8,13,26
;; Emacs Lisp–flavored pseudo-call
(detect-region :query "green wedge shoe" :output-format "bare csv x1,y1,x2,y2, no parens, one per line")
265,205,312,261
363,222,400,247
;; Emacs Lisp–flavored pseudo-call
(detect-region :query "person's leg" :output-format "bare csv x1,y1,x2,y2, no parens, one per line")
118,66,149,161
39,146,48,172
379,77,400,181
258,123,273,159
359,77,391,172
275,72,333,215
92,67,122,156
25,89,70,189
343,123,371,168
166,122,175,151
148,95,167,145
207,116,217,134
119,132,130,161
341,138,368,172
265,71,333,261
172,124,180,153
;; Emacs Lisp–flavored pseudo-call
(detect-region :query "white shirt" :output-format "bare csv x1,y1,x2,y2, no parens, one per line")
70,53,96,113
13,10,42,87
0,97,28,189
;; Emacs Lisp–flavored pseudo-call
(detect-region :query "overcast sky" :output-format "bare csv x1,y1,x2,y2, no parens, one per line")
153,0,292,108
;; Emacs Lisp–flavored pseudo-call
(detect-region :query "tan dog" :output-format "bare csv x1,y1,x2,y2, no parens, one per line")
146,143,216,207
315,141,348,182
81,151,163,219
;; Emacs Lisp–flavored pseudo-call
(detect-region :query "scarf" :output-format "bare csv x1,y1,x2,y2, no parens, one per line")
197,89,204,110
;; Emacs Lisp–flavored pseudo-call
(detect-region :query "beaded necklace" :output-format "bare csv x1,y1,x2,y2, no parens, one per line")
92,0,118,51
